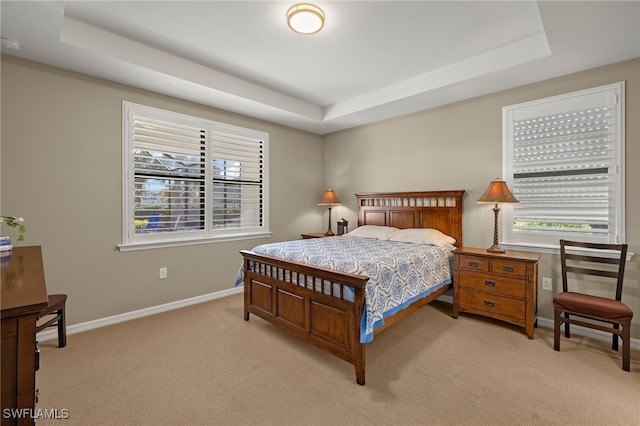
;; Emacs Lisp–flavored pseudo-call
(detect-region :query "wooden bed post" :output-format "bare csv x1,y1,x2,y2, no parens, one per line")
353,284,366,385
355,357,365,385
243,256,251,321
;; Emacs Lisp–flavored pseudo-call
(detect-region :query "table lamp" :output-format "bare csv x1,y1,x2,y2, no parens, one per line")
318,189,341,236
477,178,519,253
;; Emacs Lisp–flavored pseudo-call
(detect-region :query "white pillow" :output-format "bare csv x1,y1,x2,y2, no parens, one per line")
387,228,456,246
347,225,399,240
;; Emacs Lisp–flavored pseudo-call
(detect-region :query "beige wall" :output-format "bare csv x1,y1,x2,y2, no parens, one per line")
323,58,640,338
1,55,323,324
2,54,639,339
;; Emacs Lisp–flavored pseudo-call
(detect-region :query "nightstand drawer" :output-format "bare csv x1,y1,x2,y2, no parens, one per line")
492,259,527,278
458,256,490,272
459,291,525,320
458,273,525,298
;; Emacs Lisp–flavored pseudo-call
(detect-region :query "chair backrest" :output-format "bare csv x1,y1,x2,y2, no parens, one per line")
560,239,628,301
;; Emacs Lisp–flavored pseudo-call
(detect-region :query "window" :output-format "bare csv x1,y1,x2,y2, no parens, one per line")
502,82,624,248
121,102,269,250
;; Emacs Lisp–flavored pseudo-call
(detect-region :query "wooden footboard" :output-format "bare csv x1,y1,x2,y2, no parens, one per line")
241,250,452,385
241,250,370,384
242,190,464,385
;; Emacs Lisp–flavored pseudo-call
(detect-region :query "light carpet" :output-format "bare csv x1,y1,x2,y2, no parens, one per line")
35,294,640,425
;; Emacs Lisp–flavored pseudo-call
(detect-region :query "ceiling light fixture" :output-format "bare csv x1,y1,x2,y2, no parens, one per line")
287,3,325,35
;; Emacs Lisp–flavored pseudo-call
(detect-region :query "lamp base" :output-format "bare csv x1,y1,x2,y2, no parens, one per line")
324,206,335,237
486,203,505,253
487,244,505,253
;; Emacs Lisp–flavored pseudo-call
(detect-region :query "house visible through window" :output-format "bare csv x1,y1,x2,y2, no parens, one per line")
121,102,269,249
502,82,624,248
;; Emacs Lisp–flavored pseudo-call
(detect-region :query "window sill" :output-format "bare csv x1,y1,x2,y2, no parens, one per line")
117,232,273,252
500,242,634,261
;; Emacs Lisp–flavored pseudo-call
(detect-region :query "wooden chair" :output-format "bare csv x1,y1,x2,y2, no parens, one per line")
554,240,632,371
36,294,67,348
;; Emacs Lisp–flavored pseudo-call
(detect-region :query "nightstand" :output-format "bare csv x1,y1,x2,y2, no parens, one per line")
301,232,331,239
453,247,540,339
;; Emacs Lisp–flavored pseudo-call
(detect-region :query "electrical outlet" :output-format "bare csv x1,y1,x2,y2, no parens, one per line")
159,267,168,279
542,277,552,290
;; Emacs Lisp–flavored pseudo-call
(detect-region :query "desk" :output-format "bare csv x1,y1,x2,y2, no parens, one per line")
1,246,48,426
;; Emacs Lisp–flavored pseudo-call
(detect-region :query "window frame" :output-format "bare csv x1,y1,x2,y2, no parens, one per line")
119,102,270,251
501,82,625,251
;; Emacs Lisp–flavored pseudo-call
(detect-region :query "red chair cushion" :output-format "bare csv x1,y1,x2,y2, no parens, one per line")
553,292,633,324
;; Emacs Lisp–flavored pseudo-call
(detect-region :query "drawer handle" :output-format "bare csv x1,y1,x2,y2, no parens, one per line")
468,261,479,268
502,265,515,273
484,280,496,287
484,300,496,308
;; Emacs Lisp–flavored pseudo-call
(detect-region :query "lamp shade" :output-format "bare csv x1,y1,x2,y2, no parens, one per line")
477,179,519,204
318,189,341,206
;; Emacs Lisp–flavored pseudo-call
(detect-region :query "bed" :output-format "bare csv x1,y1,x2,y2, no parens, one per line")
239,190,464,385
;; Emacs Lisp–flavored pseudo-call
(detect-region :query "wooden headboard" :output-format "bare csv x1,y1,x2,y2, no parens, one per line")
356,190,465,246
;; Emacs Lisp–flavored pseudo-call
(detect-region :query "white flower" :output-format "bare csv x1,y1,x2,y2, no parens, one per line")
0,215,26,241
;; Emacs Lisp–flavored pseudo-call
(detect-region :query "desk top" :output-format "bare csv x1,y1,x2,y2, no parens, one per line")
1,246,48,318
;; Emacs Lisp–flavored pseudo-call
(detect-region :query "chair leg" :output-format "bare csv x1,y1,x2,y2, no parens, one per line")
612,323,619,351
554,310,561,351
57,308,67,348
563,312,571,338
622,325,630,372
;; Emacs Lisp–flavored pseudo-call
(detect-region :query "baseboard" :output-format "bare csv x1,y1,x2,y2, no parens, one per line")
39,289,638,351
36,286,244,343
437,294,640,350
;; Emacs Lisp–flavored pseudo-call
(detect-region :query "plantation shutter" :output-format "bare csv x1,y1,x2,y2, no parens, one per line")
122,102,269,249
504,82,623,245
132,114,206,234
210,127,264,231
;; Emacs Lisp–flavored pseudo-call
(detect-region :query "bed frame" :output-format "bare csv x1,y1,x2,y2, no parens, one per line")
241,190,464,385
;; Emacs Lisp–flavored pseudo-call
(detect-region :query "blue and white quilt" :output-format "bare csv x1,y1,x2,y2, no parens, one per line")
237,235,454,343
